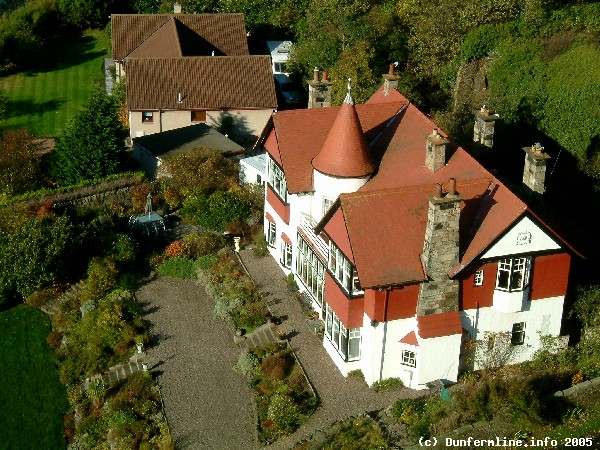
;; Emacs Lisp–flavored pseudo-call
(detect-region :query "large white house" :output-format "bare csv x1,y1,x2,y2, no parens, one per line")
257,73,577,389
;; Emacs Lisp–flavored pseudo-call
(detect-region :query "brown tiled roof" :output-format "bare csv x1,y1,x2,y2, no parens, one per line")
312,102,376,178
125,56,277,109
271,101,407,193
128,18,182,58
111,14,249,61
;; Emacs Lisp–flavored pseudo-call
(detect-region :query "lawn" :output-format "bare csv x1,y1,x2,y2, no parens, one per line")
0,29,108,137
0,305,68,449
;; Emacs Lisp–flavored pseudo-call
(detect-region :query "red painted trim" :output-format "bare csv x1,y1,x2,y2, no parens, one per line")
364,285,419,322
460,261,497,310
530,253,570,300
265,212,274,223
266,185,290,224
281,232,291,245
324,272,363,328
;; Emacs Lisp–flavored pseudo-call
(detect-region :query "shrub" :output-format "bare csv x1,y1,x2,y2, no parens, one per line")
25,288,56,308
182,190,251,231
157,257,197,279
262,354,291,381
213,297,242,321
391,398,425,422
267,394,303,434
347,369,365,382
196,254,218,270
164,240,189,258
252,232,268,257
183,232,226,258
371,377,403,392
233,349,258,375
47,330,62,349
86,257,119,300
86,379,106,406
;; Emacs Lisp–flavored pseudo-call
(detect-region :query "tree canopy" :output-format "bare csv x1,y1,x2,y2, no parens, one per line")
0,129,40,196
48,87,126,185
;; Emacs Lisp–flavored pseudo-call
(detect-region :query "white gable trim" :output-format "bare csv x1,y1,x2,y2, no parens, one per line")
482,216,560,259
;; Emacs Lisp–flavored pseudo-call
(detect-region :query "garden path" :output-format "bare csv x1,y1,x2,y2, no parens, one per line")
238,248,422,450
137,277,257,450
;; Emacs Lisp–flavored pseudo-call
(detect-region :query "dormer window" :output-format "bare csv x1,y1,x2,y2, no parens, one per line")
267,157,287,202
496,257,531,292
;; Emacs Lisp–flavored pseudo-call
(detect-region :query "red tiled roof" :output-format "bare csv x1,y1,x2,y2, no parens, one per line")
272,101,407,193
312,102,376,178
322,205,354,264
111,14,249,61
417,312,462,339
125,56,277,110
400,330,419,346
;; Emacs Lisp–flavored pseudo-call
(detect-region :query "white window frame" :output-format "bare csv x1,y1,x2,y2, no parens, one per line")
322,197,334,217
401,349,416,368
142,111,154,123
296,234,324,307
280,241,292,268
495,257,531,292
511,322,526,345
328,241,362,295
267,222,276,247
474,270,484,287
267,157,287,202
325,304,361,361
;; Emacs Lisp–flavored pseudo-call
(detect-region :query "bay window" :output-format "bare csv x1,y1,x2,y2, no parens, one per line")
496,257,531,292
296,234,325,308
325,304,361,361
268,157,287,202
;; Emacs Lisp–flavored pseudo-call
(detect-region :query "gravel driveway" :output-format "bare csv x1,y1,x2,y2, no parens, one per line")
137,277,257,450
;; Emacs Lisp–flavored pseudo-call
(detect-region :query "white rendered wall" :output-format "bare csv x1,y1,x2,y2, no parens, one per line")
130,109,273,140
360,313,419,387
239,160,265,185
312,170,370,222
416,334,462,388
461,295,565,368
482,216,560,258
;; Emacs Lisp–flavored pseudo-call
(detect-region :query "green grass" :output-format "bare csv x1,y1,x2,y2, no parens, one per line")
0,305,68,449
0,29,108,137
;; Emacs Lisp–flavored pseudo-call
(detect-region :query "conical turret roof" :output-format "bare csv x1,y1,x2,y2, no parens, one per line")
311,83,376,178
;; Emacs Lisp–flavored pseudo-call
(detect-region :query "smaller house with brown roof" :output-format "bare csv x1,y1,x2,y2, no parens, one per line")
111,13,277,144
257,72,576,389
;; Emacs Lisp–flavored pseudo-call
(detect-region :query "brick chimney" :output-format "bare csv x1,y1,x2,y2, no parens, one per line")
425,129,449,171
174,2,182,13
418,179,462,316
522,143,551,195
308,68,333,108
383,63,400,95
473,105,497,148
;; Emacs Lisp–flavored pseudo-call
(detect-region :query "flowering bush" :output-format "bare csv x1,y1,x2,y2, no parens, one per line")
164,240,188,258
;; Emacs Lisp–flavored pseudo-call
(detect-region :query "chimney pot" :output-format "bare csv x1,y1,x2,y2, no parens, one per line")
322,70,328,81
448,178,456,196
388,63,394,76
432,128,438,137
435,183,443,199
313,67,319,81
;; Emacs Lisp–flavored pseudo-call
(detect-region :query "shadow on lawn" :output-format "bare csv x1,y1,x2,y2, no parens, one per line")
24,32,107,76
6,98,66,118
